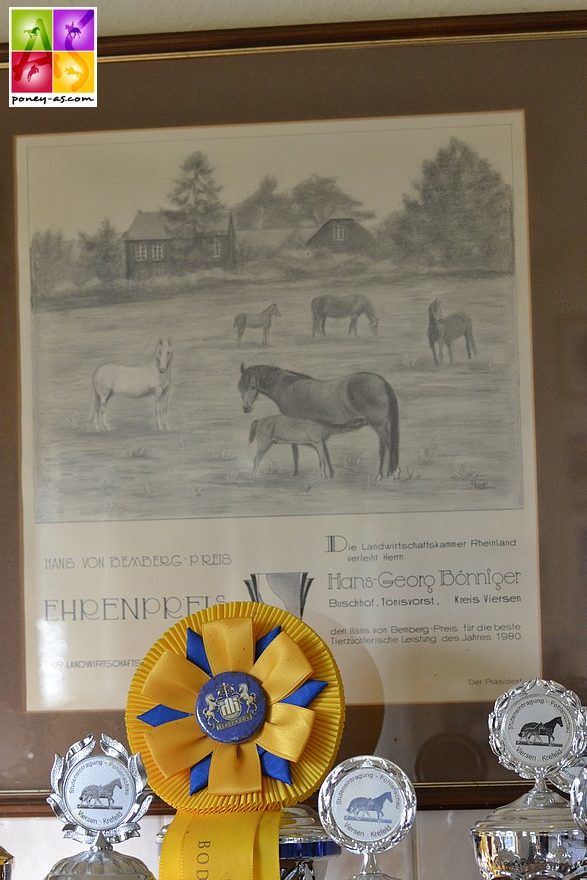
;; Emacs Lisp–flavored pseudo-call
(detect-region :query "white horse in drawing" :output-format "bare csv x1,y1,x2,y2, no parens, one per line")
91,338,173,431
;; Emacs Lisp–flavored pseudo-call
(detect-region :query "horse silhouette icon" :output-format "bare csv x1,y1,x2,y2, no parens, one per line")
346,791,392,820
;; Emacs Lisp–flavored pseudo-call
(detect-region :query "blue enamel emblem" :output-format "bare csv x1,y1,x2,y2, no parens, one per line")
195,672,266,744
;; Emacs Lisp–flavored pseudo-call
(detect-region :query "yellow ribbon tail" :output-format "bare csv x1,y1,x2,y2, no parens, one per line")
249,631,313,704
202,617,255,674
145,717,212,779
160,810,281,880
208,740,262,795
255,703,314,762
142,649,210,713
255,810,282,880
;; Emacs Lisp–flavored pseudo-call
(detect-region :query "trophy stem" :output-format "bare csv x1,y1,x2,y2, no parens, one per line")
91,832,114,852
522,774,562,808
350,852,398,880
362,853,380,874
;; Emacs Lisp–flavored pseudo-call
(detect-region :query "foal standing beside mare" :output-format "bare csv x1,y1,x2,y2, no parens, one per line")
91,338,173,431
239,363,399,480
427,297,477,365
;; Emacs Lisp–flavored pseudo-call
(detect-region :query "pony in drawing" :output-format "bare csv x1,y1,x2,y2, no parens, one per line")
91,338,172,431
427,298,477,365
311,293,379,336
234,304,281,347
239,364,399,480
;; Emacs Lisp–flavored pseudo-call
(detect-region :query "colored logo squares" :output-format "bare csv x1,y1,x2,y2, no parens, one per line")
9,8,97,106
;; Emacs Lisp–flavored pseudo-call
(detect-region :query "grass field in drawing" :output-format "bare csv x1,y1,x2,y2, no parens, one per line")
32,271,520,523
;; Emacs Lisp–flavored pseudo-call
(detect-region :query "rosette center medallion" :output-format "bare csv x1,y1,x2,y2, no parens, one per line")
196,672,266,743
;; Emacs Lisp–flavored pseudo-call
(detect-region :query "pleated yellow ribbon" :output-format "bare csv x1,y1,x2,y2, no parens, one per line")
140,619,315,795
126,601,345,880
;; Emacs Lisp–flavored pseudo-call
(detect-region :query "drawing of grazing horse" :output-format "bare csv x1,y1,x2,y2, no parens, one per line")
518,716,563,745
249,414,336,479
78,778,122,808
234,304,281,348
427,298,477,365
311,293,379,337
239,364,399,481
91,338,172,431
347,791,392,820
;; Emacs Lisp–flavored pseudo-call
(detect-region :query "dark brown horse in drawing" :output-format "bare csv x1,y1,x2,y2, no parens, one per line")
238,364,399,480
311,294,379,337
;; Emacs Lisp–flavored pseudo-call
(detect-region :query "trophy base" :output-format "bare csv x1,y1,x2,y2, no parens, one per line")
349,874,401,880
44,848,155,879
347,850,403,880
472,786,587,878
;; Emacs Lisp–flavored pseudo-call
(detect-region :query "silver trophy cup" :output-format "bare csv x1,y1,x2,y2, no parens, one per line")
319,756,416,880
45,734,154,880
472,680,587,879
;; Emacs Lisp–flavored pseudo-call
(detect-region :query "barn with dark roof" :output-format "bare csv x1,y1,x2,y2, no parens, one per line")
306,212,375,253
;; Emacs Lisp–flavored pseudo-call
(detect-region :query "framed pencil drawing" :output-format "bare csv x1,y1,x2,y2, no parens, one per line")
1,12,586,814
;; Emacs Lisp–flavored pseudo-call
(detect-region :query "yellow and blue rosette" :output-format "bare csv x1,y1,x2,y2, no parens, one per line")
126,601,344,880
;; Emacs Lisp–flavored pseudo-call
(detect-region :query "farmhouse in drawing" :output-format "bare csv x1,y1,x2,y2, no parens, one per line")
123,210,238,279
123,208,374,279
122,211,174,279
306,212,375,253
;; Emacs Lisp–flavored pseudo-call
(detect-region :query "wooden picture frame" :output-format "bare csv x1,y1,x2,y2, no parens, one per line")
1,11,586,815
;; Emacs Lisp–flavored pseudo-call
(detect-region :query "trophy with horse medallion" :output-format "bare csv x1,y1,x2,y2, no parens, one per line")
472,679,587,878
44,733,154,880
318,755,416,880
